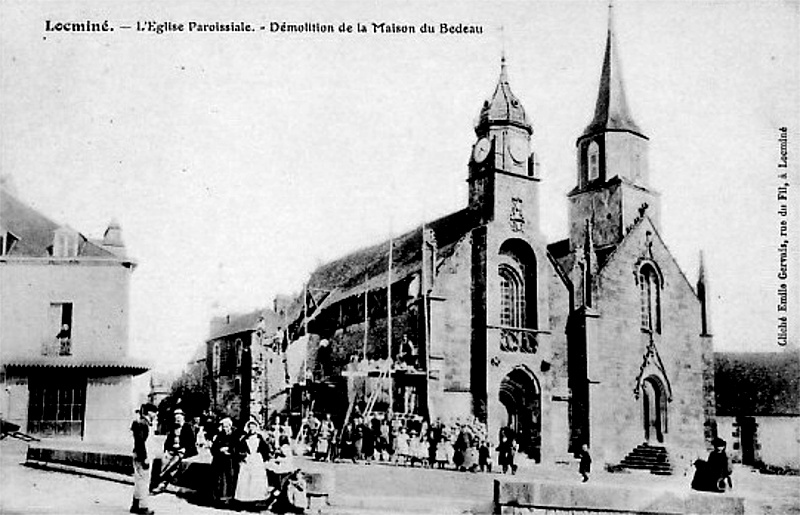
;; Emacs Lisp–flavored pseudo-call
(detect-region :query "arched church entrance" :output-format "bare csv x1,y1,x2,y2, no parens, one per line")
499,366,541,462
642,376,667,443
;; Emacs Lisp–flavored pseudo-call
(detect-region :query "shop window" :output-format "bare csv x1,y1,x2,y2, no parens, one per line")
28,378,86,437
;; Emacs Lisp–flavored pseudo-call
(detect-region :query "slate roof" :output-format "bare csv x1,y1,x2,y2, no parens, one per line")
208,307,282,341
311,208,478,302
0,187,117,259
715,351,800,417
282,208,480,334
546,237,617,281
476,57,532,135
582,3,644,139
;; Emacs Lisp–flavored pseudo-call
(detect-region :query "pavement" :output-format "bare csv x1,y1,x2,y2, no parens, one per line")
2,438,799,514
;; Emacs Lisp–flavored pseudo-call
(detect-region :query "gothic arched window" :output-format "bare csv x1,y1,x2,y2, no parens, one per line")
588,141,600,182
213,341,221,376
639,264,661,333
500,264,525,328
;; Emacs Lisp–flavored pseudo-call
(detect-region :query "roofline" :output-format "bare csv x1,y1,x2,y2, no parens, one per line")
576,128,649,144
595,215,701,300
0,256,137,268
206,327,256,343
476,119,533,136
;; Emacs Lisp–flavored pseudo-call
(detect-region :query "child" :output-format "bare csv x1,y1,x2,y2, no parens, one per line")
478,440,492,473
394,427,410,465
436,435,450,469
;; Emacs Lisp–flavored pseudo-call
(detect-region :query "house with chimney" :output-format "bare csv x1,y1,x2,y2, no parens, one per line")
0,183,148,442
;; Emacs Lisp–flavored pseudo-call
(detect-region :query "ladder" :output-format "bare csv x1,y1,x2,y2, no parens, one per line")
363,367,390,420
337,366,392,453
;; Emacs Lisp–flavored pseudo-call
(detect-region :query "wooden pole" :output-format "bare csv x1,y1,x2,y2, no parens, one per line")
387,238,393,360
363,290,369,359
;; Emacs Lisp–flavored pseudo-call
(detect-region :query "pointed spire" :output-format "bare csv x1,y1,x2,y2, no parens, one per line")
499,53,508,84
697,251,711,336
583,0,643,137
476,54,532,135
582,218,596,307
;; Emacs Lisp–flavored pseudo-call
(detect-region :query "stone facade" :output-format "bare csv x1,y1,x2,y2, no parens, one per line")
273,8,714,469
206,308,282,424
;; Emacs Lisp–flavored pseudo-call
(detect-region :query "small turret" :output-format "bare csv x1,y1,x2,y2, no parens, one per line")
475,55,533,137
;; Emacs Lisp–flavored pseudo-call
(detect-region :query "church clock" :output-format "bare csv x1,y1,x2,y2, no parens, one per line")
509,137,528,164
473,137,491,163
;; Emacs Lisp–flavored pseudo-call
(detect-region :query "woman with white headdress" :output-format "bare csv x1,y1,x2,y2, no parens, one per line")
211,417,238,506
234,417,270,507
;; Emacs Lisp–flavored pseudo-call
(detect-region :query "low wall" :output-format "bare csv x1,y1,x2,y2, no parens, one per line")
494,478,744,515
25,442,334,501
27,445,134,476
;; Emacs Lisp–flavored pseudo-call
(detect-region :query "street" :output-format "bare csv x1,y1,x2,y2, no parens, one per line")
2,439,799,514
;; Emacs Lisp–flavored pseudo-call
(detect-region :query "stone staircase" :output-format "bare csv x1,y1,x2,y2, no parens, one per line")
618,443,673,475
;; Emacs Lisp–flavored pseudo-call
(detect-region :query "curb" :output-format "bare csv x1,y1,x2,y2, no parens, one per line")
24,460,134,486
23,460,195,497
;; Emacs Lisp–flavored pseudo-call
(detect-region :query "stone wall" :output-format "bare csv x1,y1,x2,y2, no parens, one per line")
494,478,744,515
589,219,708,466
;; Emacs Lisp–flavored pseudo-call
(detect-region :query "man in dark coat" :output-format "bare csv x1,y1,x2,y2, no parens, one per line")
693,437,732,492
497,430,516,474
578,444,592,482
130,403,158,515
706,438,732,489
153,408,197,492
210,417,238,506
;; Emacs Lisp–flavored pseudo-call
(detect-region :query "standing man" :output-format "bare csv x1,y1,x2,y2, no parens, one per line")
578,443,592,483
131,403,158,515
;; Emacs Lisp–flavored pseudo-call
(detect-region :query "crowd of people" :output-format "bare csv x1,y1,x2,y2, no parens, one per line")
130,399,736,515
296,411,526,475
130,405,308,515
130,403,603,515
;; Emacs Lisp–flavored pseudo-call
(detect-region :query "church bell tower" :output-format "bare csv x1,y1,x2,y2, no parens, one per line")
568,2,659,250
468,56,541,227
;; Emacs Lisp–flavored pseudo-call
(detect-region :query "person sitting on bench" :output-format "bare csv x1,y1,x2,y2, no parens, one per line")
152,408,197,493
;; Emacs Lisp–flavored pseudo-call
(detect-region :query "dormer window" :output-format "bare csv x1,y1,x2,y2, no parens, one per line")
0,231,18,256
588,141,600,182
53,227,79,258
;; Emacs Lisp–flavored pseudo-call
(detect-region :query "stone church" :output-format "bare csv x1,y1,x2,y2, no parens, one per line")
289,7,714,469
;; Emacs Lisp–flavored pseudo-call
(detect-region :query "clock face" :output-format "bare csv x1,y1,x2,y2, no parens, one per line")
473,138,491,163
509,138,528,163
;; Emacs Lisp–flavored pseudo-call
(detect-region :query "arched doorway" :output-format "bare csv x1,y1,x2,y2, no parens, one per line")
642,376,667,443
499,367,541,462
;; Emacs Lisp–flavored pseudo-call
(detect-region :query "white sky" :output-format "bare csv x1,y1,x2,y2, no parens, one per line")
1,1,798,371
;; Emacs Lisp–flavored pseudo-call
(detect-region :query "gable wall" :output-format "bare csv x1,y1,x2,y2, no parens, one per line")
590,221,709,465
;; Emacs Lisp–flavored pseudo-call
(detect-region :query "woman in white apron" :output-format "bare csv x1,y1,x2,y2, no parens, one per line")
235,418,270,507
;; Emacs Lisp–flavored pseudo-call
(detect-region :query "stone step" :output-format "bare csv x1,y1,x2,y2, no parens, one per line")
622,456,669,465
617,443,673,476
619,462,672,471
622,454,669,463
630,447,668,455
